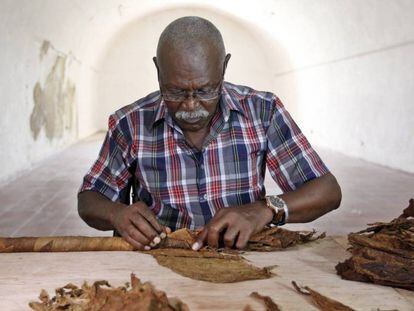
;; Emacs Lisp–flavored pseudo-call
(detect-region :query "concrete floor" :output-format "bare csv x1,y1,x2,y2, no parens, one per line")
0,133,413,237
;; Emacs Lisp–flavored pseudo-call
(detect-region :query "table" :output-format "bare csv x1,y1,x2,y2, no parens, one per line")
0,237,412,310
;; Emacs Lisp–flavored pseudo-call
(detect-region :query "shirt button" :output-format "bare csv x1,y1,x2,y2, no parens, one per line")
203,194,208,200
200,164,204,170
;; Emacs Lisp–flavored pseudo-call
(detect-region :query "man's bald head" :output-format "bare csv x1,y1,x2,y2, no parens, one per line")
156,16,226,63
153,16,231,133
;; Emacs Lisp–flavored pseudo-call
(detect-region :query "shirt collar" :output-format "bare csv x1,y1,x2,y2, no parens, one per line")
152,96,169,127
220,81,246,121
151,81,246,127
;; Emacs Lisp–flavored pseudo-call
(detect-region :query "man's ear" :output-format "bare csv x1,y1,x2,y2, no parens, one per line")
222,53,231,76
153,57,160,81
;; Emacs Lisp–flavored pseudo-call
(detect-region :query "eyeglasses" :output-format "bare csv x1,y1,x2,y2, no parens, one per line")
161,81,222,102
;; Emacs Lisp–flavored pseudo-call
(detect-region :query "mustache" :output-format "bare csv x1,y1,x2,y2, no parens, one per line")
175,106,210,121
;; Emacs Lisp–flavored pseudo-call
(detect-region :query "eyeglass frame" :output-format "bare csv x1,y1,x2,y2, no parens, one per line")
160,80,223,102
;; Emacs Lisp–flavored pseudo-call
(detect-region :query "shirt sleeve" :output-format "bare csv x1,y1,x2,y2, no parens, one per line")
265,96,329,192
78,114,133,202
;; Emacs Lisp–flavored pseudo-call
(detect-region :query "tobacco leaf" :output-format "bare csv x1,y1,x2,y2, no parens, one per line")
29,273,189,311
336,199,414,291
245,227,325,251
156,227,325,252
249,291,281,311
336,246,414,290
152,248,275,283
146,227,323,283
292,281,355,311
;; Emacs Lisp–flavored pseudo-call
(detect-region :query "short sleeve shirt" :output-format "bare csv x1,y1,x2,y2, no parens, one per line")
79,82,329,230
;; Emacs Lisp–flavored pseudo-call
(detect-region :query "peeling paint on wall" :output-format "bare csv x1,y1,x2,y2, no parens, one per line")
30,55,76,141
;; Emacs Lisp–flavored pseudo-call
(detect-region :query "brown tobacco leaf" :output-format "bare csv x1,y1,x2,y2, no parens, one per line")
336,246,414,290
246,227,325,251
400,198,414,218
148,248,242,260
29,273,189,311
157,227,325,252
158,228,200,249
292,281,355,311
249,292,281,311
336,199,414,291
152,249,275,283
148,227,321,283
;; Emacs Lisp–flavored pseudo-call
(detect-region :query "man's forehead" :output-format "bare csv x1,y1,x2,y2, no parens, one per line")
158,43,222,85
158,41,220,66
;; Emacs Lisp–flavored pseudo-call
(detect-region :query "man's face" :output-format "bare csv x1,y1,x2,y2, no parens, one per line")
155,43,226,132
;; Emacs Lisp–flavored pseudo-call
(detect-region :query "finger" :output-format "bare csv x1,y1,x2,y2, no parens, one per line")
207,221,227,249
235,228,253,250
136,205,164,234
129,214,160,244
192,227,208,251
123,233,145,251
223,226,240,249
126,224,151,246
160,226,172,239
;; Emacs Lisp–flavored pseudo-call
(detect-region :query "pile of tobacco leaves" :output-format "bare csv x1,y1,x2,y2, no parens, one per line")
29,274,189,311
336,199,414,291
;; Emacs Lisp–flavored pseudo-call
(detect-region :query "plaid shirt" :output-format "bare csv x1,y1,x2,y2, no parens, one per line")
79,82,329,230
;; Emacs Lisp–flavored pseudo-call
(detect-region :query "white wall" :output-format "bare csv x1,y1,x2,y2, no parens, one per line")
92,7,292,130
0,0,413,184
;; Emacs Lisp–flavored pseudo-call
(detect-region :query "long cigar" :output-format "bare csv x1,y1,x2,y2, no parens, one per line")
0,236,135,253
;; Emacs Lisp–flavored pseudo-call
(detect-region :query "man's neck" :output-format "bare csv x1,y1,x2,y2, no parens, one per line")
183,127,210,151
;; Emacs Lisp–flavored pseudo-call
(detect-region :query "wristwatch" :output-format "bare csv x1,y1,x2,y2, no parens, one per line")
265,195,289,226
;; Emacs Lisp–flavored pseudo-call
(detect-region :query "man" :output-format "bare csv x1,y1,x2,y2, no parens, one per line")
78,16,341,252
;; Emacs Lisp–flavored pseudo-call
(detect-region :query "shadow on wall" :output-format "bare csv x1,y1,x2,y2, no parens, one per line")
89,6,298,131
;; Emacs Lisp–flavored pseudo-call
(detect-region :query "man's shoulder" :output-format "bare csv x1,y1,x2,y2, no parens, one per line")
108,90,161,129
224,81,276,102
113,90,161,119
224,82,279,123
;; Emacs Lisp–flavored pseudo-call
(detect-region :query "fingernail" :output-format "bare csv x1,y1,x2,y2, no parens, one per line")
166,227,172,234
160,232,166,239
153,236,161,244
144,246,151,251
192,242,200,251
150,241,156,247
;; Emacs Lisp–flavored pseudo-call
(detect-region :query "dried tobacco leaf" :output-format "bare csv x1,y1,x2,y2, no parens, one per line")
292,281,355,311
249,291,281,311
336,199,414,291
152,248,275,283
29,273,189,311
145,226,323,283
245,227,325,251
156,227,325,252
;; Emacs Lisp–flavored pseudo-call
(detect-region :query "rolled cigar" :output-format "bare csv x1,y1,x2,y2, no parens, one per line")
0,236,135,253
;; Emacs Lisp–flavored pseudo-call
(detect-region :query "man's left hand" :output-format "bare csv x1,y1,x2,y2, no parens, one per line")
192,201,273,250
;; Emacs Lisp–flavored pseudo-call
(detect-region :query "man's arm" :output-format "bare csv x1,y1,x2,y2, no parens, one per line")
279,172,341,223
193,172,341,250
78,190,167,250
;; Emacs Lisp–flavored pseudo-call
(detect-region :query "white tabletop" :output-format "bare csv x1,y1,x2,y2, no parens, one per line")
0,236,412,310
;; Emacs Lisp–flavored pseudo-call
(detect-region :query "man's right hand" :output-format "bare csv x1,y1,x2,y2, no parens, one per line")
111,202,167,250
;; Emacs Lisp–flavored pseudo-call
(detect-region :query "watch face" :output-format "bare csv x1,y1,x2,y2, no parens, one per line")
269,196,284,208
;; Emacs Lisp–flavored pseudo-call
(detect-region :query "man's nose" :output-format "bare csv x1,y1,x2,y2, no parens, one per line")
182,94,197,110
